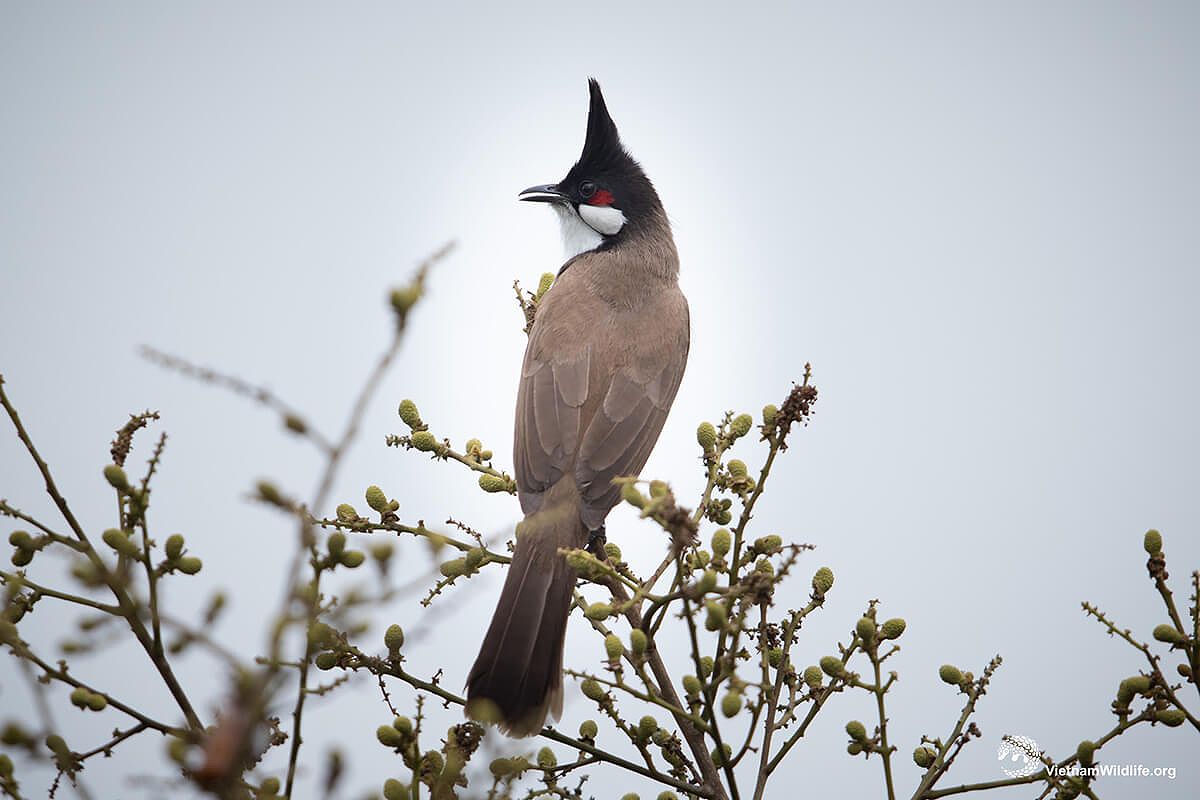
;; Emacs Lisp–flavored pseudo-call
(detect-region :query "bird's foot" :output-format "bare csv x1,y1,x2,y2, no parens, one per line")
586,526,607,559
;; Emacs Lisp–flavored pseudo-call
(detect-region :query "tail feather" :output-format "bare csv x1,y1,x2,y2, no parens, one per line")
467,479,584,736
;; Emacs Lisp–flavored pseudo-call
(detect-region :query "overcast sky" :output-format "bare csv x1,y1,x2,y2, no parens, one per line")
2,3,1198,799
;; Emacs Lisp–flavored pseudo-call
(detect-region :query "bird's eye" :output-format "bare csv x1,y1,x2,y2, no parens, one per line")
579,181,596,199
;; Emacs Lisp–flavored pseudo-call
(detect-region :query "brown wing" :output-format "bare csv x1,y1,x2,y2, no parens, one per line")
574,325,688,530
514,281,689,527
513,325,591,516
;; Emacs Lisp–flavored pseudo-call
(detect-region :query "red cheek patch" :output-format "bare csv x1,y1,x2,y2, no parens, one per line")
587,189,614,206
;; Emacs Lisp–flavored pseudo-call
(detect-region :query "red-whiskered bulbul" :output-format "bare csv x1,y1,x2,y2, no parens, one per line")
466,79,690,736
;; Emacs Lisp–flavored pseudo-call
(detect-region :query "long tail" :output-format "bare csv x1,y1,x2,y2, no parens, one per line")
466,478,585,737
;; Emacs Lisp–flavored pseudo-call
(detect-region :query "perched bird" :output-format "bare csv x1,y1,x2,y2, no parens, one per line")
466,79,690,736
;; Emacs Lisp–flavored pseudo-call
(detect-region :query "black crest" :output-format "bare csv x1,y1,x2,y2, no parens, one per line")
580,78,625,170
563,79,662,221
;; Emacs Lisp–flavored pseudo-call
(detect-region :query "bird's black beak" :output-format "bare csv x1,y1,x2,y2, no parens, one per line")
519,184,569,204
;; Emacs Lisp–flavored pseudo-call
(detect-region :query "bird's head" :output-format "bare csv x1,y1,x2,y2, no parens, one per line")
520,79,662,257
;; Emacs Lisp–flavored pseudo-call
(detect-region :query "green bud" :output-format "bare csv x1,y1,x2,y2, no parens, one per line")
585,602,612,621
581,678,605,701
712,743,732,767
638,715,658,740
11,547,33,566
1156,709,1186,727
700,656,714,678
683,674,702,696
728,459,748,478
536,272,555,298
478,473,511,493
649,480,669,498
308,622,337,650
721,691,743,718
604,542,622,561
440,558,469,578
165,533,185,560
1076,740,1096,767
315,652,338,670
0,754,11,778
166,736,189,764
45,734,70,759
856,617,876,643
1,723,30,746
340,550,365,568
410,430,439,452
847,742,863,755
938,664,963,686
365,485,389,513
327,532,346,557
767,648,784,668
657,792,679,800
176,556,203,575
697,569,717,593
464,547,485,570
913,746,935,768
604,634,623,661
102,528,139,558
70,687,90,709
259,777,281,796
762,404,778,426
704,600,727,632
696,421,717,452
103,464,129,491
812,566,835,594
1120,675,1152,695
8,530,33,549
382,779,407,800
390,284,421,314
1153,624,1186,645
537,746,557,769
730,413,753,439
256,481,285,506
880,618,907,640
630,628,648,656
755,535,782,554
335,504,358,524
372,542,395,566
820,656,843,677
579,719,598,739
376,725,405,748
85,692,107,711
711,528,731,557
398,399,422,429
393,716,413,734
803,665,824,689
845,720,867,742
489,757,514,777
622,482,646,508
421,750,444,776
1143,529,1163,555
755,557,774,576
620,795,640,800
566,549,610,579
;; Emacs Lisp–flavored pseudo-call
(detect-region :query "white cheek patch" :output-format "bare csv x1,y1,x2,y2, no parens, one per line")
578,203,627,235
552,203,604,258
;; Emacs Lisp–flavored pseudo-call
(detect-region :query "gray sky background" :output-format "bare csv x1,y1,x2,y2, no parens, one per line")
2,3,1198,798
